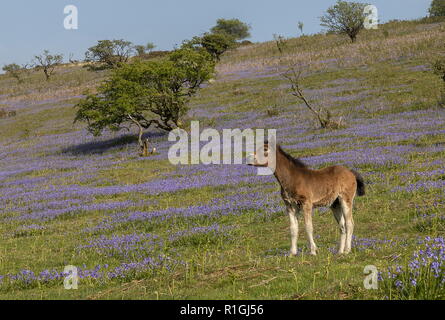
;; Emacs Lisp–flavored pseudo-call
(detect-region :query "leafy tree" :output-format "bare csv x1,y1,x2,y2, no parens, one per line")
2,63,28,83
146,42,156,52
85,39,135,69
183,33,235,61
320,1,368,43
200,33,235,60
429,0,445,17
75,48,215,149
210,18,251,41
135,45,146,56
33,50,63,80
135,42,156,56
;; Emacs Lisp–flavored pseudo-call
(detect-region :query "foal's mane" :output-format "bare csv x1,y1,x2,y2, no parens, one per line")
277,145,307,168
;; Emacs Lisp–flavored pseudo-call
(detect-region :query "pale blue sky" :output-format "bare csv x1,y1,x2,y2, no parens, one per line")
0,0,433,67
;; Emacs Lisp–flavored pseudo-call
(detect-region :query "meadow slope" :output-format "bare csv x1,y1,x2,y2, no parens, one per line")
0,19,445,299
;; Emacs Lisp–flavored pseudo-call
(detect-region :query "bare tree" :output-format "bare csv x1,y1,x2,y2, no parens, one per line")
298,21,304,35
275,36,343,129
283,66,343,128
69,53,79,64
33,50,63,80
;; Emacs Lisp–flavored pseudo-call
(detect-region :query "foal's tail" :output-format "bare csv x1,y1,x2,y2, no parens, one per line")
351,169,366,196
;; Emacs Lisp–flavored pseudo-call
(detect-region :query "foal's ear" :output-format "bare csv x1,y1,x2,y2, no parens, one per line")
264,139,277,150
263,139,278,153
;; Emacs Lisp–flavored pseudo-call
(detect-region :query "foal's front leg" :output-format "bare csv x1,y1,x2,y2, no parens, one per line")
286,204,299,256
303,203,317,255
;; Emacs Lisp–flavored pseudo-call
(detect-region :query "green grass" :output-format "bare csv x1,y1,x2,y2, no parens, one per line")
0,18,445,299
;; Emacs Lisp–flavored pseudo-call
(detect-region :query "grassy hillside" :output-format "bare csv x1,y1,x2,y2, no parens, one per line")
0,18,445,299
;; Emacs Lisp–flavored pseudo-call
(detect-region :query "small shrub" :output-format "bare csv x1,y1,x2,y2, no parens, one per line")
2,63,29,83
432,58,445,82
432,57,445,106
238,40,253,46
0,108,16,119
233,87,246,95
266,105,280,117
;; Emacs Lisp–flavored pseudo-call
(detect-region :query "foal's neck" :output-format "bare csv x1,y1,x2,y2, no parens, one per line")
273,147,306,190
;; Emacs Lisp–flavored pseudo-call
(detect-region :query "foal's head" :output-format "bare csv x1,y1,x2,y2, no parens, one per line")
247,140,277,168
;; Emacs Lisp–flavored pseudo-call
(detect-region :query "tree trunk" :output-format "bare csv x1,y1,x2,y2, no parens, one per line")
137,125,143,149
141,139,149,157
44,68,50,81
128,114,150,156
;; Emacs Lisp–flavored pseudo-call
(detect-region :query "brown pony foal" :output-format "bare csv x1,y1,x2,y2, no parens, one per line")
248,142,365,255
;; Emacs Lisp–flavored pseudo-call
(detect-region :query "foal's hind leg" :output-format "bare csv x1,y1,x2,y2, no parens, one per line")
331,199,346,254
303,202,317,255
340,197,354,254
